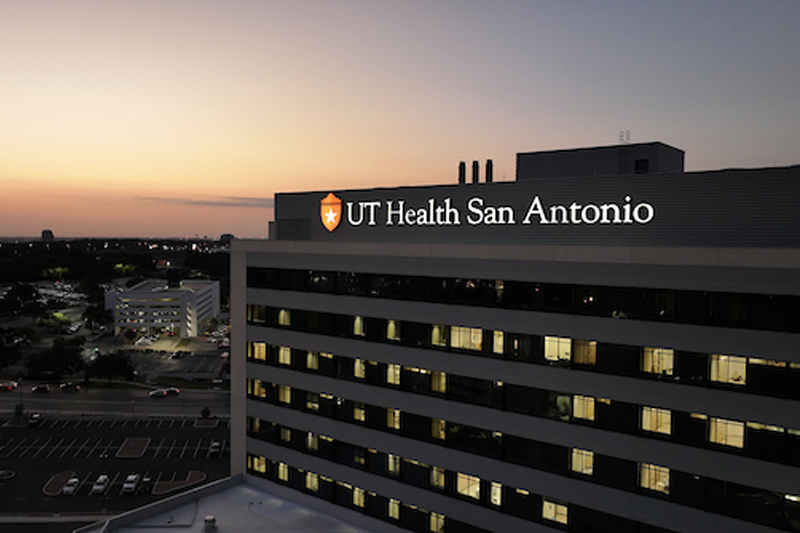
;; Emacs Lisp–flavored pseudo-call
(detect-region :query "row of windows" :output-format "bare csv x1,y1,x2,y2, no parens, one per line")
245,411,800,532
248,305,800,401
246,267,800,333
249,417,669,505
246,451,677,533
248,340,800,467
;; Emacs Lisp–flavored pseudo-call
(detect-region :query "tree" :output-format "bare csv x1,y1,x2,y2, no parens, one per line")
24,336,85,380
83,305,112,330
0,337,20,371
0,284,45,318
39,312,71,333
77,278,105,305
89,352,135,384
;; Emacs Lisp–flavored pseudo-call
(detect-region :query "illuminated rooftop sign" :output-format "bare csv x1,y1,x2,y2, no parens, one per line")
324,194,654,230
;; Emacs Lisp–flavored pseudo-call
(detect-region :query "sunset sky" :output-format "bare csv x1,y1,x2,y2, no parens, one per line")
2,1,798,239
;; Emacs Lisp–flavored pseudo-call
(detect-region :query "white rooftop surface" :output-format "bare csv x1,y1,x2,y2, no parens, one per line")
82,480,375,533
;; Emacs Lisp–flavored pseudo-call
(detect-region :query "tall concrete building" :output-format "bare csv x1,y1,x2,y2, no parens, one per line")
231,143,800,533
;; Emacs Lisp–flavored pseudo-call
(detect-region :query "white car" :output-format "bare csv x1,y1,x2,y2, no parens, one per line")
62,477,80,495
121,473,140,493
91,474,109,495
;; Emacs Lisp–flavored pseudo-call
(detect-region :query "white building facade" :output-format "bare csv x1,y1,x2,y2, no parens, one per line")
106,279,220,339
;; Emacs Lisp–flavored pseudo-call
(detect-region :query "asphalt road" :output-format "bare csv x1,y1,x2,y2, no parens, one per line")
0,387,230,418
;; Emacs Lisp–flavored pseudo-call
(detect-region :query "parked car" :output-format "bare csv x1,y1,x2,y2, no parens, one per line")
165,387,180,395
209,440,222,457
62,477,80,495
137,476,153,494
91,474,109,495
31,384,50,393
27,413,41,427
121,473,140,494
59,382,81,392
0,380,17,391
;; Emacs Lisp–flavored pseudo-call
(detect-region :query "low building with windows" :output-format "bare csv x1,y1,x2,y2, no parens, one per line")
106,278,220,339
231,142,800,533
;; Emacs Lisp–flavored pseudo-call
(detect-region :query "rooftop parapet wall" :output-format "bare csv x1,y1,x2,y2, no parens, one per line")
274,165,800,249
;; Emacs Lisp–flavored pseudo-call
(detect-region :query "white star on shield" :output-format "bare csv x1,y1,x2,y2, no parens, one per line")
325,208,338,224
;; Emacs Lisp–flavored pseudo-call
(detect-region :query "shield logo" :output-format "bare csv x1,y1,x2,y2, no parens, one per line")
320,193,342,232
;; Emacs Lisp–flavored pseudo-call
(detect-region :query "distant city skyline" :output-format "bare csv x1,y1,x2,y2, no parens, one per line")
2,1,798,238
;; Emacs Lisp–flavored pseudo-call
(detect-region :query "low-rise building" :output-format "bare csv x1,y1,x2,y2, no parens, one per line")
105,279,219,339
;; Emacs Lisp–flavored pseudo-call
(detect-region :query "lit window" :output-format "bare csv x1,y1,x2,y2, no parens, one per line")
573,340,596,365
431,466,445,488
490,481,502,506
710,417,745,448
387,364,401,385
247,305,267,323
305,472,318,492
387,408,401,430
353,316,365,337
710,354,747,385
573,395,595,421
278,462,289,481
450,326,483,351
431,325,448,346
639,463,670,494
353,448,365,466
542,499,568,525
750,357,786,368
571,448,594,476
747,421,784,433
387,320,401,341
354,358,365,379
306,432,318,451
430,512,445,533
493,331,504,355
545,336,571,363
456,473,481,499
306,392,319,411
251,379,266,398
278,309,291,326
280,428,291,442
278,346,291,366
250,342,266,361
642,347,674,375
389,498,400,520
278,385,291,404
306,351,318,370
387,453,400,475
353,487,365,508
353,402,366,422
641,406,672,435
431,371,447,393
432,418,446,440
252,455,266,473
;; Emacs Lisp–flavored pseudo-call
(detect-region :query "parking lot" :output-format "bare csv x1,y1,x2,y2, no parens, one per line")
0,417,230,518
4,418,227,459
